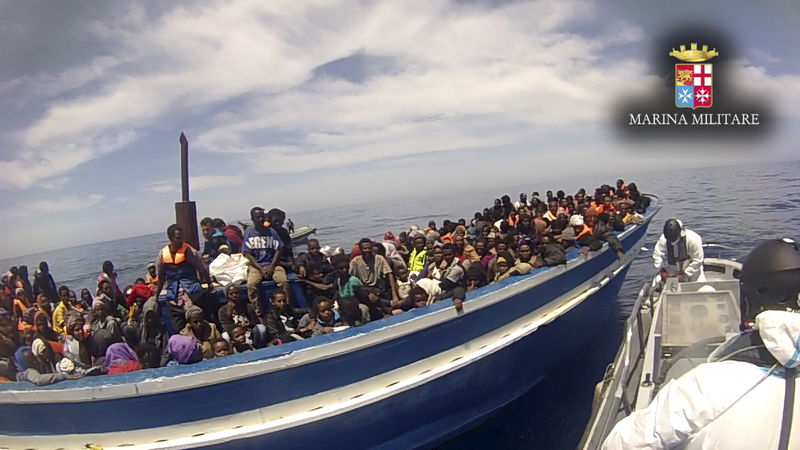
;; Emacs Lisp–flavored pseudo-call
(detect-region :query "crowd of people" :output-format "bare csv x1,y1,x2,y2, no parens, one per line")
0,179,649,385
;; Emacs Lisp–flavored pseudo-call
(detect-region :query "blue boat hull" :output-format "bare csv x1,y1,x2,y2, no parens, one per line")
202,267,630,450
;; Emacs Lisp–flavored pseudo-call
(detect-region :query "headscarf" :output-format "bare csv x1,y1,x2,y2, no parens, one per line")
31,338,48,357
184,305,203,321
168,334,202,364
63,311,83,336
14,346,31,372
103,343,138,372
80,288,94,306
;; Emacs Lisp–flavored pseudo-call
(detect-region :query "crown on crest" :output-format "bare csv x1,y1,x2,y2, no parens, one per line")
669,43,718,62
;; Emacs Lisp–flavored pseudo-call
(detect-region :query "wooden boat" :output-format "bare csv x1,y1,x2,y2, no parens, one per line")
0,197,660,449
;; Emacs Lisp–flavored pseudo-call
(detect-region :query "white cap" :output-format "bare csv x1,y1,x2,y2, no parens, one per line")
569,215,584,227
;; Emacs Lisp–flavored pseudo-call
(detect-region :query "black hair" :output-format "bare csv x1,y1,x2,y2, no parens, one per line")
58,285,70,294
135,343,160,369
338,296,363,326
200,217,213,226
135,277,146,284
358,238,372,246
408,286,427,299
209,337,230,351
102,260,114,275
442,243,456,252
166,224,183,239
267,208,285,219
250,207,264,220
212,218,226,228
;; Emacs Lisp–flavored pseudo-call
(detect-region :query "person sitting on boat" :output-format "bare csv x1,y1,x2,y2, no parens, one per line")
88,296,123,363
533,233,567,267
603,238,800,450
297,297,341,338
15,338,75,385
200,217,231,263
653,218,704,282
138,297,170,367
153,224,211,335
267,208,295,270
492,251,532,283
406,235,428,278
218,284,268,349
104,342,142,375
294,239,334,279
394,265,414,300
423,243,466,311
243,207,288,322
181,305,220,360
167,334,203,365
96,260,125,307
144,262,158,288
52,285,76,336
216,218,244,254
264,290,304,343
571,211,625,260
350,238,400,305
296,262,338,301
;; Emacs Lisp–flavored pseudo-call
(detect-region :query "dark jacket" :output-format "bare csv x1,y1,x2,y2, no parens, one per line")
33,271,58,302
218,300,259,336
539,243,567,266
139,298,170,367
264,306,304,341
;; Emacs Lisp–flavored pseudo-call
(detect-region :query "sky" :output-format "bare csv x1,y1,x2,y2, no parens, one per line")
1,0,799,259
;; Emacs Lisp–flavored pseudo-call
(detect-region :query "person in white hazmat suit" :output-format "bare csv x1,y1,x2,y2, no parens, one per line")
653,219,705,282
603,238,800,450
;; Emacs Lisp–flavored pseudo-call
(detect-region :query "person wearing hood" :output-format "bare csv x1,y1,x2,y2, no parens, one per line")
138,297,170,367
167,334,203,365
104,342,141,375
97,260,125,307
15,337,74,385
89,297,123,362
62,312,93,371
653,218,705,282
16,265,32,301
180,305,220,360
603,238,800,450
32,261,58,304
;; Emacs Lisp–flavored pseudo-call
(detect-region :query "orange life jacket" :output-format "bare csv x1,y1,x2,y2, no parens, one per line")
507,214,518,227
162,243,191,265
577,224,593,239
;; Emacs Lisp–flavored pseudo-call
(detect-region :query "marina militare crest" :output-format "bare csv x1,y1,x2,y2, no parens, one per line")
670,43,718,109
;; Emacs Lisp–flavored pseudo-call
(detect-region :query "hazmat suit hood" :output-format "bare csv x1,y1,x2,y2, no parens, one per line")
756,310,800,369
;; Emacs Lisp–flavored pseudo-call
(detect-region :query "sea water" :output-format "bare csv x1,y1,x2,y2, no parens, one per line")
1,160,798,449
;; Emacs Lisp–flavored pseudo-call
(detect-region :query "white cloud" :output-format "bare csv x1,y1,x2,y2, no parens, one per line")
5,193,106,218
142,175,245,193
1,0,798,197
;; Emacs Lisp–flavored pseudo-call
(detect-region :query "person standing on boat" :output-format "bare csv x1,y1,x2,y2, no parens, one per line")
603,238,800,450
32,261,58,304
153,224,211,335
242,207,288,321
653,218,704,282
